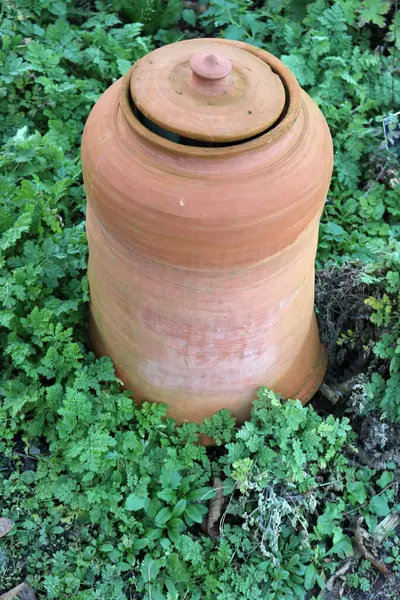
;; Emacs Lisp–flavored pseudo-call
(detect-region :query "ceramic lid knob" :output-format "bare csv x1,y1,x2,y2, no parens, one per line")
189,52,232,80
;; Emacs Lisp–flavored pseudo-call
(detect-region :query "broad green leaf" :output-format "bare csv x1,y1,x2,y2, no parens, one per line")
149,587,167,600
155,507,172,527
376,471,394,489
133,539,148,551
168,528,181,545
140,556,161,583
287,554,300,570
116,58,132,76
157,488,175,503
125,494,146,512
304,563,317,591
187,487,216,501
346,480,367,504
171,499,186,518
370,494,390,517
182,8,197,26
159,467,181,490
160,537,171,550
148,528,163,540
184,504,206,524
365,514,378,533
166,579,178,600
326,221,345,238
326,537,353,558
168,518,184,530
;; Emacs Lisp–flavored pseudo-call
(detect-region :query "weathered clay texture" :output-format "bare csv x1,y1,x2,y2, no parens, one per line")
82,39,333,425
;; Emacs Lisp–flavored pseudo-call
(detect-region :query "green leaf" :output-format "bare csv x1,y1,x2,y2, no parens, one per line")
326,221,345,238
133,539,149,551
166,579,178,600
346,480,367,504
280,54,315,86
365,514,378,533
184,504,206,524
116,58,132,76
359,0,391,26
171,499,187,518
157,488,175,502
369,494,390,517
224,24,248,41
287,554,300,570
326,538,353,558
83,546,96,559
22,470,36,484
159,467,181,490
125,494,146,512
140,556,161,583
148,528,163,540
148,588,166,600
187,487,216,501
316,573,326,589
155,507,172,527
168,518,184,530
182,8,197,26
168,528,181,545
289,581,307,599
160,537,171,550
376,471,394,489
50,526,64,535
304,563,317,591
100,544,114,552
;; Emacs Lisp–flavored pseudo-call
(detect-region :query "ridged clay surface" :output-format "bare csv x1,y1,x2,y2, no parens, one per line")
82,39,333,425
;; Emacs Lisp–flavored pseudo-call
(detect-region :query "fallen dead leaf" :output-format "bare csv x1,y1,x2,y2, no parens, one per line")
207,477,224,538
373,512,400,544
183,1,207,14
354,517,389,577
0,583,36,600
0,518,13,539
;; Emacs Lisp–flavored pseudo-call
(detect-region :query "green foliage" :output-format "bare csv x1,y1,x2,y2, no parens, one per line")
202,0,400,262
359,238,400,421
111,0,183,34
0,1,152,147
1,0,400,598
384,536,400,572
1,349,398,599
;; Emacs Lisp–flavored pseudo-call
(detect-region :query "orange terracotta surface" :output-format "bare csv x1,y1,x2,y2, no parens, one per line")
131,40,286,142
81,38,333,425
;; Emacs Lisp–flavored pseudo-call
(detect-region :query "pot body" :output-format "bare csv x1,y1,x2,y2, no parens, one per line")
82,40,333,424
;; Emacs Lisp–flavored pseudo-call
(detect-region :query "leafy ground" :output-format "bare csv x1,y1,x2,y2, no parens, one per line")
0,0,399,599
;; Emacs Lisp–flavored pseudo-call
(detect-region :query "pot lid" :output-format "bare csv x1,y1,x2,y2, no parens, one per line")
130,40,286,143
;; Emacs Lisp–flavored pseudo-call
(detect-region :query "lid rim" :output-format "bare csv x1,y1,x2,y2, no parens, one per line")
130,40,287,144
119,39,301,157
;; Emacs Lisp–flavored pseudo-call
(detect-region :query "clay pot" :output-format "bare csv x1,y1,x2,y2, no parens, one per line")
81,39,333,425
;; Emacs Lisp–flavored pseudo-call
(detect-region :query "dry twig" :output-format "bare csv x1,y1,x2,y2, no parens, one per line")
324,557,357,594
319,383,341,405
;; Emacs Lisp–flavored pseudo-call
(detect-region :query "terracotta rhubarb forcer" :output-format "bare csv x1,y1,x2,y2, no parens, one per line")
82,39,333,425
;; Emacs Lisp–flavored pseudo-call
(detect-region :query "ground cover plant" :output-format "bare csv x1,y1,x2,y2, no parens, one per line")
0,0,399,598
